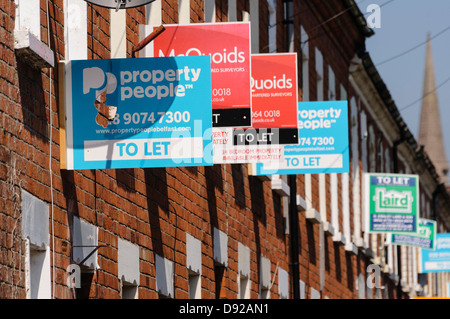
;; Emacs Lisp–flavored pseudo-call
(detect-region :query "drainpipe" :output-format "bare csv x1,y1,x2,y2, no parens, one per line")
284,0,300,299
289,175,300,299
432,187,439,222
393,137,404,299
432,187,440,297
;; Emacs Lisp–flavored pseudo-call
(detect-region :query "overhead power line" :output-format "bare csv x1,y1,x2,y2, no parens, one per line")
300,0,395,47
376,24,450,67
398,75,450,112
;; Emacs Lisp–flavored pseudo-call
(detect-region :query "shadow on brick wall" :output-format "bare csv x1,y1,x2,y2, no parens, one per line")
144,167,168,258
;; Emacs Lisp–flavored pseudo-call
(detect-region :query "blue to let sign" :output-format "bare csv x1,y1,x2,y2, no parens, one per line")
420,233,450,273
250,101,349,175
60,56,213,170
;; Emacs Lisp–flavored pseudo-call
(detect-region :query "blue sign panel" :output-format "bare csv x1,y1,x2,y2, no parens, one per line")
61,56,213,170
420,233,450,273
390,218,436,250
250,101,349,175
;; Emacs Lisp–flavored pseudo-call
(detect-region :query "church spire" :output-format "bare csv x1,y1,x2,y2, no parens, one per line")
418,34,449,185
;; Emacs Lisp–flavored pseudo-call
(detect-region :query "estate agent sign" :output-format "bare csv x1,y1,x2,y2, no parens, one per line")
146,22,252,128
213,53,298,164
388,218,436,250
420,233,450,273
364,173,419,234
249,100,349,175
59,56,213,170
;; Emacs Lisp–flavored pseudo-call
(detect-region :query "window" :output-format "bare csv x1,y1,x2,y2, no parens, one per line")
155,254,174,298
15,0,40,39
351,98,362,242
284,0,294,52
310,287,320,299
377,138,384,172
21,190,51,299
357,273,366,299
259,256,271,299
250,0,259,53
25,240,51,299
189,272,201,299
72,217,99,269
342,172,353,252
368,126,376,172
319,173,327,226
22,191,51,299
384,148,391,172
14,0,54,68
278,268,289,299
213,228,228,267
239,274,250,299
118,239,140,299
299,280,306,299
304,174,313,211
213,228,228,298
301,26,309,101
241,0,259,53
205,0,215,23
331,173,345,245
228,0,237,21
238,243,250,299
186,234,202,299
267,0,277,53
328,66,336,100
315,48,324,100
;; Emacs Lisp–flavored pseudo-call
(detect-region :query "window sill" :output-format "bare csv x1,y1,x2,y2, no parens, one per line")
14,30,54,69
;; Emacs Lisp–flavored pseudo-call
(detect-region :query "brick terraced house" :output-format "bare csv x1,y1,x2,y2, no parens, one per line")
1,0,449,299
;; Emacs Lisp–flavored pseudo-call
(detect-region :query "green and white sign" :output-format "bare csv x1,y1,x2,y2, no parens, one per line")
364,173,419,234
388,218,436,250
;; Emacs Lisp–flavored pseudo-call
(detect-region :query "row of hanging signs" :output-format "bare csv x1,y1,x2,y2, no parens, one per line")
59,22,349,174
59,22,449,273
365,173,450,273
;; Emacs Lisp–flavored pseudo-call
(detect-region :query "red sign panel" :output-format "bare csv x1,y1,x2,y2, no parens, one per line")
213,53,299,164
251,53,298,129
149,22,252,127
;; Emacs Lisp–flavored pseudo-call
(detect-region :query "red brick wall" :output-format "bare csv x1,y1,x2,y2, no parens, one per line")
2,0,445,300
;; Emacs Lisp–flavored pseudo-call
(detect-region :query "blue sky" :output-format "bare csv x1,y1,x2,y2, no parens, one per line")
363,0,450,173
